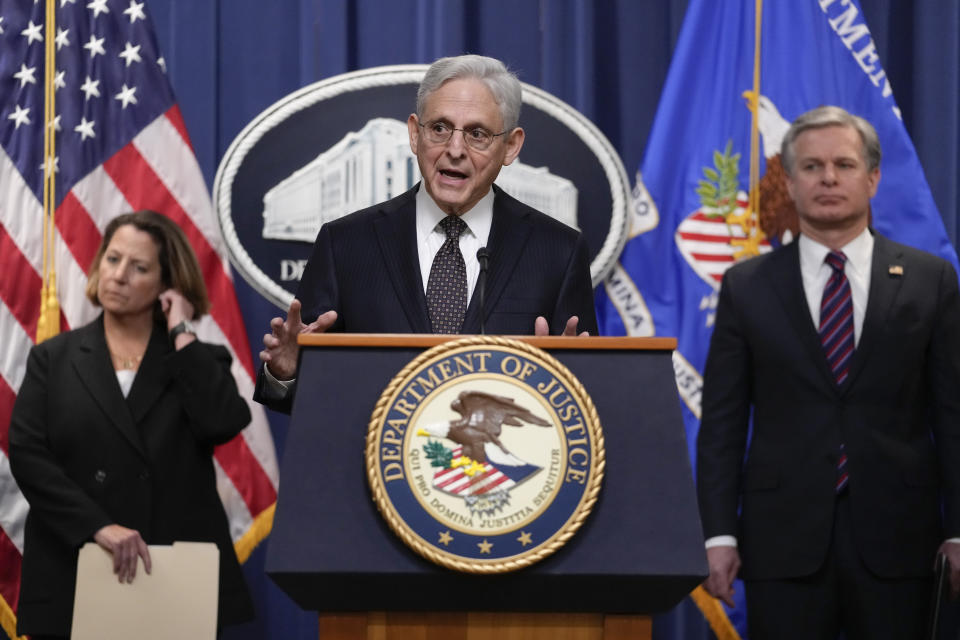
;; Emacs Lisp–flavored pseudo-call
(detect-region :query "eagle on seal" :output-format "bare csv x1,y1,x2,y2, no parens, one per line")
418,391,551,466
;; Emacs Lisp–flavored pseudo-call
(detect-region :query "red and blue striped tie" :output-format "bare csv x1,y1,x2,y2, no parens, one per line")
820,251,853,492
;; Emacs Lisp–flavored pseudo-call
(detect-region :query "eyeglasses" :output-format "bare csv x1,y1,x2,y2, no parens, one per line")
417,121,507,151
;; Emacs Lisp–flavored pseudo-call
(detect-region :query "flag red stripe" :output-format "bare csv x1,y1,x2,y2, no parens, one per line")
689,213,730,221
690,208,747,221
100,145,255,377
465,467,498,489
0,376,15,456
677,231,738,243
55,192,103,275
472,472,510,495
0,224,42,341
435,470,464,489
164,105,195,154
690,253,735,263
0,526,21,618
214,434,277,513
678,229,771,248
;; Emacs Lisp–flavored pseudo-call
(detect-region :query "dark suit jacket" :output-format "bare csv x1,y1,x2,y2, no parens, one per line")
255,183,598,411
9,316,254,636
696,232,960,581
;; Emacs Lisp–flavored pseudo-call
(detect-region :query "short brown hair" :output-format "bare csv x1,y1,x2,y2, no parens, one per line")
85,211,209,319
781,105,881,176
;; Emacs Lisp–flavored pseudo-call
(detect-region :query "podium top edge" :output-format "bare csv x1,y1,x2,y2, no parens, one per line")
297,334,677,351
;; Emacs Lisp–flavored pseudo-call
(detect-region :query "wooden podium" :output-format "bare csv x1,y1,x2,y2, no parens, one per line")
266,335,707,639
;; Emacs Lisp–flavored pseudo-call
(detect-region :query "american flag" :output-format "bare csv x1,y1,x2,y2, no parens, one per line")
0,1,279,636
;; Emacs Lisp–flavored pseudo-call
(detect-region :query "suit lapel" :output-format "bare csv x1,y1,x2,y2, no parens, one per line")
767,241,840,391
844,233,904,389
463,186,533,332
126,322,172,425
73,317,147,459
373,187,431,333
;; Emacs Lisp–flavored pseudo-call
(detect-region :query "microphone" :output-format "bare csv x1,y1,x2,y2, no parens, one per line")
477,247,490,335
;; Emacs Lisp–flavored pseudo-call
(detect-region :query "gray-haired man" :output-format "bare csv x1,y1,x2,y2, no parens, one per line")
255,55,597,411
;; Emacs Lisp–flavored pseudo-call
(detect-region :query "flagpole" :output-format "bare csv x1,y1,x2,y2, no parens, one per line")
748,0,762,222
37,0,59,343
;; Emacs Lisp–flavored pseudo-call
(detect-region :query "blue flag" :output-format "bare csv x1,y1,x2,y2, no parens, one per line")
596,1,958,637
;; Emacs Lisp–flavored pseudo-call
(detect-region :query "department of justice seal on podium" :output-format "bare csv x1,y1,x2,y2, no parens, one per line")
366,337,605,573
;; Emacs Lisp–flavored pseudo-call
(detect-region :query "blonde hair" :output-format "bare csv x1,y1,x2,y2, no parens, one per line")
85,211,209,319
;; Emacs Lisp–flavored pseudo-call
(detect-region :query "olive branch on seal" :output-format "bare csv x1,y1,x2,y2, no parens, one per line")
696,139,741,219
423,439,454,468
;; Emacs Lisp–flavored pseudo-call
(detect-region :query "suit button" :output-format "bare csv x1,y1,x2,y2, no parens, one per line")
139,471,150,480
94,470,106,483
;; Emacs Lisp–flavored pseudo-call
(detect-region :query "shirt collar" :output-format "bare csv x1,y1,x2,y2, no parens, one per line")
799,227,874,278
415,183,494,241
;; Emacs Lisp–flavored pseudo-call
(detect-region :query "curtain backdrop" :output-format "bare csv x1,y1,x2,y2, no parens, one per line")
130,2,959,639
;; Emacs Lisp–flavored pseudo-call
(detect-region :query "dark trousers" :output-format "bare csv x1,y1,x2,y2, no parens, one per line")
744,492,932,640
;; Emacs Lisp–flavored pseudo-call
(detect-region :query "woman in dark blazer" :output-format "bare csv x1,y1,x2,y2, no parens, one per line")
9,211,254,638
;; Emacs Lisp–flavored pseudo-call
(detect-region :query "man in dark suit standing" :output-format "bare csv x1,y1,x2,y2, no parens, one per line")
697,105,960,639
255,55,596,408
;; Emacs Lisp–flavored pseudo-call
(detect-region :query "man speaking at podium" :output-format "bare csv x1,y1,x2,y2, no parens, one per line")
697,106,960,639
254,54,597,411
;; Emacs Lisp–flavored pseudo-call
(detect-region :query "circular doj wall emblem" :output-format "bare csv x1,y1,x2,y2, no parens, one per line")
214,65,630,310
366,338,604,573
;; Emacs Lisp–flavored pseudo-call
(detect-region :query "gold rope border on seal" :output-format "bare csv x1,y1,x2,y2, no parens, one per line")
365,336,606,574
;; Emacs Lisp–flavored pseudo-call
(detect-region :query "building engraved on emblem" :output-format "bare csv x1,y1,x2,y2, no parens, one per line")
366,338,604,573
261,118,578,243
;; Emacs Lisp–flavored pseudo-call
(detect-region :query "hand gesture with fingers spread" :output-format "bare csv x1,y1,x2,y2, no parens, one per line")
260,299,337,380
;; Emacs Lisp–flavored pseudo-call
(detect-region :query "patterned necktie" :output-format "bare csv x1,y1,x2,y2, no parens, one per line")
819,250,853,493
819,251,854,385
426,215,468,334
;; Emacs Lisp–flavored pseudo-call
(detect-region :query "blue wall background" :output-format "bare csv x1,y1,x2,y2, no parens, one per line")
121,2,960,639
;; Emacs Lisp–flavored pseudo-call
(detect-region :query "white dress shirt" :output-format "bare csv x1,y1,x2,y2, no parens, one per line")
116,370,135,398
798,228,873,346
415,185,493,301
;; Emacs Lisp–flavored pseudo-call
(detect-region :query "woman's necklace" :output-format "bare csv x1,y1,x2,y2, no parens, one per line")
104,321,149,371
109,350,143,370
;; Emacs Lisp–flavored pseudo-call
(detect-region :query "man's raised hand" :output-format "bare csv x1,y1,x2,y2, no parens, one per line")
259,299,337,380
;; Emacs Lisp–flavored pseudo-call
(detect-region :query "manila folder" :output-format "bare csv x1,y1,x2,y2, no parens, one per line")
71,541,219,640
